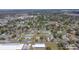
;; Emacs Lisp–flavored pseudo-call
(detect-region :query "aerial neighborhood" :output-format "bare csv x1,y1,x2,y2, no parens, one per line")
0,9,79,50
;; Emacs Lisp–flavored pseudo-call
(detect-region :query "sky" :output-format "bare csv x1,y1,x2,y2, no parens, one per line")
0,0,79,9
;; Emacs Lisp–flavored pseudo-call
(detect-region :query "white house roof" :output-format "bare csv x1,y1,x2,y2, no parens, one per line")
24,34,34,39
32,44,45,48
0,43,24,50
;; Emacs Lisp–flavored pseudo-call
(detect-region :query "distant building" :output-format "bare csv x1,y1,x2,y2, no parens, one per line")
0,43,24,50
22,44,31,50
32,43,45,50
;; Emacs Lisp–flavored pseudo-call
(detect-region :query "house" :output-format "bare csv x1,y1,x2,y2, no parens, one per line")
24,33,34,39
22,44,31,50
32,43,45,50
0,43,24,50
